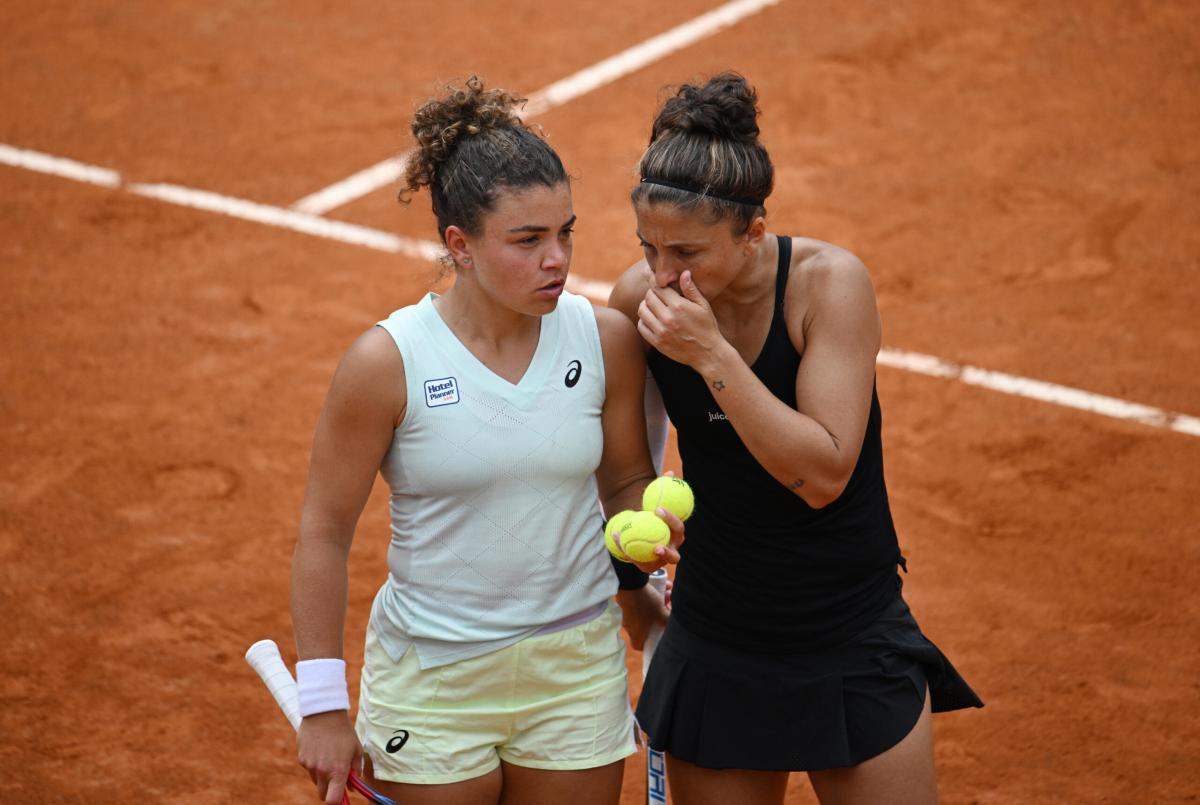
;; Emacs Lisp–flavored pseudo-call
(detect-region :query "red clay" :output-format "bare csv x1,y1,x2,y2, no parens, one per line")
2,2,1198,803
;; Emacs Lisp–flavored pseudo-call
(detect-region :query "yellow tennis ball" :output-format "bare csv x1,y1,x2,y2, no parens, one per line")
609,510,670,563
604,512,635,562
642,475,694,522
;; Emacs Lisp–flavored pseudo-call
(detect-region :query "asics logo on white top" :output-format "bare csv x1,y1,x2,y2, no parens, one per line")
564,360,582,388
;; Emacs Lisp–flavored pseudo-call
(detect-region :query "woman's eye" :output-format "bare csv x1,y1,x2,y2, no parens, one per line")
520,235,540,245
560,228,574,239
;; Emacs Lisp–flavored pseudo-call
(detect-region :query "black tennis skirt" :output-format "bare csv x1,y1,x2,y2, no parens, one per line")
635,594,983,772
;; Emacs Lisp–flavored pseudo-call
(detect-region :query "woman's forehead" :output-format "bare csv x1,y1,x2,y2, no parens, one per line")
634,201,726,241
486,182,573,228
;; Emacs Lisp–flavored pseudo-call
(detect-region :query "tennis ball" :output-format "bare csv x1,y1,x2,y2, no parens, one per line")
642,475,694,522
604,513,634,562
607,510,670,563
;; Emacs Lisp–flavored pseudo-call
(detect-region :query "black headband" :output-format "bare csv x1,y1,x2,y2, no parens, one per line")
639,176,765,208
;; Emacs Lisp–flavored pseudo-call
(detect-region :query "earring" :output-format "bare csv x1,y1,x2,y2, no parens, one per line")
462,257,472,265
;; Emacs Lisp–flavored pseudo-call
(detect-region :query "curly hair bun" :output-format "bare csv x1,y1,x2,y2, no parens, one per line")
398,76,567,245
651,71,761,145
405,76,524,194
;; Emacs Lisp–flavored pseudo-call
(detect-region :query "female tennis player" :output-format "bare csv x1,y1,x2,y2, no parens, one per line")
290,77,682,805
610,72,983,805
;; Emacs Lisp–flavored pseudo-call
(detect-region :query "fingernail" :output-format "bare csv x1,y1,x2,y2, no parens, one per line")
656,507,667,517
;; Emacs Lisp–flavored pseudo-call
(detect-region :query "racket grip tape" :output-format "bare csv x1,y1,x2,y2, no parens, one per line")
245,639,303,731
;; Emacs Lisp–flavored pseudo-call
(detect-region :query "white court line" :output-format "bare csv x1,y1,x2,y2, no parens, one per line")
877,350,1200,437
0,143,442,260
290,0,781,216
128,182,442,261
520,0,781,117
291,154,411,218
3,141,1197,438
0,143,121,188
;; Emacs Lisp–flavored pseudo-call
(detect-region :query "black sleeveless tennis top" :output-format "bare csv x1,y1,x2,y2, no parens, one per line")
647,236,904,653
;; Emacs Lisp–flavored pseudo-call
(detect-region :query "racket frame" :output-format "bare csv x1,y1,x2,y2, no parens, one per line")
642,568,669,805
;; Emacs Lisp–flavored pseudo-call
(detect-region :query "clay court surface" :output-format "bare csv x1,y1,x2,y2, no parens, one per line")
2,1,1198,802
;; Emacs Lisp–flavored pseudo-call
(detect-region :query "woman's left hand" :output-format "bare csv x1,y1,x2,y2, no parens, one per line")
637,271,724,370
614,578,671,650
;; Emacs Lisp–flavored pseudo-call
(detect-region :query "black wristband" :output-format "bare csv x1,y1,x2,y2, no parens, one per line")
611,553,650,590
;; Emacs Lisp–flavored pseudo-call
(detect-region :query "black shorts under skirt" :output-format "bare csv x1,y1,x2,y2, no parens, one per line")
635,594,983,772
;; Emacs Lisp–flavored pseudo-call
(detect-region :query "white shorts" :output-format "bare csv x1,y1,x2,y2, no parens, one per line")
355,601,637,784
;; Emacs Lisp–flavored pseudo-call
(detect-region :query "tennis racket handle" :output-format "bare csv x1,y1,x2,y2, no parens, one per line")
647,568,668,595
245,639,302,731
642,569,669,677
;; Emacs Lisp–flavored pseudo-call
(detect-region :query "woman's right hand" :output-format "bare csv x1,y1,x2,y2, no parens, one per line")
297,710,362,804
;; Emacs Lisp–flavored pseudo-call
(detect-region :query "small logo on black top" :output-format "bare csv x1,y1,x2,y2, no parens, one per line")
385,729,410,753
564,360,582,388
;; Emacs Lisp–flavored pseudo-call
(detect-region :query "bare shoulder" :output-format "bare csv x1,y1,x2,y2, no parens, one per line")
785,237,880,346
342,325,405,376
790,237,873,288
593,302,634,333
592,301,647,394
607,260,654,323
593,302,643,358
786,238,877,308
329,324,407,423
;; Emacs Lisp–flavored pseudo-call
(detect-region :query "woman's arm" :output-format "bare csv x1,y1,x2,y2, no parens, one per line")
592,306,674,532
292,327,405,658
609,262,671,475
643,370,669,475
290,326,405,805
593,300,678,648
637,249,880,508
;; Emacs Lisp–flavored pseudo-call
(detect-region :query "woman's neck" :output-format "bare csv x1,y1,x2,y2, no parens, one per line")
434,280,539,349
710,232,778,320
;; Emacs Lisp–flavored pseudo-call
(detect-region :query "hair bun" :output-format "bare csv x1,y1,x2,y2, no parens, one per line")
652,71,760,144
406,76,524,192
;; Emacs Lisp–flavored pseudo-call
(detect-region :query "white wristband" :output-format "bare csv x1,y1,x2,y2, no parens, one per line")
296,658,350,718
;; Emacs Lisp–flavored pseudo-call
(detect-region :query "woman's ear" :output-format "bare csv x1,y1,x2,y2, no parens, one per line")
444,225,473,269
739,213,768,255
742,215,767,254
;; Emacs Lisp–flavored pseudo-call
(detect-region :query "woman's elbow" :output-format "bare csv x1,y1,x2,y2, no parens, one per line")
795,474,851,509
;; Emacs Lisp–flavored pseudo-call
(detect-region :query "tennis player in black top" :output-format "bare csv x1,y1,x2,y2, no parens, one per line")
609,72,982,805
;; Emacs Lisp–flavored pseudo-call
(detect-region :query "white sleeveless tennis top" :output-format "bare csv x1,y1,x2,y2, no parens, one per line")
368,291,615,669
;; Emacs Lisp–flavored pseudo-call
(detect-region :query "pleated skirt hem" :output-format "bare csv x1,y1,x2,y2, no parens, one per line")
634,595,983,771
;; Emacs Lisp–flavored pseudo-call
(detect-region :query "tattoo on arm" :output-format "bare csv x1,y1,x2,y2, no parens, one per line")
712,379,726,391
790,479,805,490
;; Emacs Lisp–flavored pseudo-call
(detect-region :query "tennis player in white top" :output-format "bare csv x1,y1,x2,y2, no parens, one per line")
289,76,683,805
